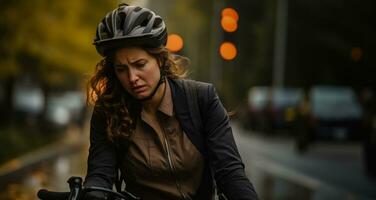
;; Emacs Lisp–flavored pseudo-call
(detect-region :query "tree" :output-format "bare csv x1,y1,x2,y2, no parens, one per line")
0,0,117,125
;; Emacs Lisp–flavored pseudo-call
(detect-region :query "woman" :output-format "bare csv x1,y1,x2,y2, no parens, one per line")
84,4,258,200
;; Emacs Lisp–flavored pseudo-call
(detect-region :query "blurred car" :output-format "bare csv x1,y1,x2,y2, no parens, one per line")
267,87,304,131
12,81,45,126
245,86,303,133
46,91,86,128
13,83,44,115
296,86,363,152
245,86,270,131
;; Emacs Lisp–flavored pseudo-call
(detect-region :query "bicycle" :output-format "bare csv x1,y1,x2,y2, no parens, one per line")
37,176,141,200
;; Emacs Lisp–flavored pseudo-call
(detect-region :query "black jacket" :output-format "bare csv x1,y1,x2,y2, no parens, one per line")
84,78,258,200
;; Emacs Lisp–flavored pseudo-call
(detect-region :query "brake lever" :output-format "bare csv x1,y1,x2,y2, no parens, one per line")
67,177,83,200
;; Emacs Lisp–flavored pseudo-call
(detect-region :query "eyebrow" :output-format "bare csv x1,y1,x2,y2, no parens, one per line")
114,58,145,67
114,64,128,68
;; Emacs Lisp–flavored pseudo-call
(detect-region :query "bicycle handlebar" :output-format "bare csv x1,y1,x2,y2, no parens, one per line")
37,189,70,200
37,176,141,200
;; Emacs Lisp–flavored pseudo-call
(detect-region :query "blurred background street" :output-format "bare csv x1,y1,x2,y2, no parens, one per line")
1,0,376,199
1,122,375,199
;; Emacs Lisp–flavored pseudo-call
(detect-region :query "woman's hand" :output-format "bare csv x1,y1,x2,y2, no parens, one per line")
83,191,107,200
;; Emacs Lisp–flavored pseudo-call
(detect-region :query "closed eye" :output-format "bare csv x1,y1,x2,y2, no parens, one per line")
115,66,127,73
135,63,145,68
134,60,147,68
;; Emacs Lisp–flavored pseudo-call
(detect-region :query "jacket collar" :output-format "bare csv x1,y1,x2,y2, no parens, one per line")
168,78,206,156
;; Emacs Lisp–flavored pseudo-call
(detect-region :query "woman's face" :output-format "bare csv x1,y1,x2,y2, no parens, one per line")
113,47,161,100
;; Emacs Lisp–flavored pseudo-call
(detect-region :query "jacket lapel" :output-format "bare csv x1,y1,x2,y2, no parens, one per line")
168,78,206,156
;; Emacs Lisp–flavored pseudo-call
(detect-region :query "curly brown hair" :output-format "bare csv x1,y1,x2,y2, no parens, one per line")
87,46,188,142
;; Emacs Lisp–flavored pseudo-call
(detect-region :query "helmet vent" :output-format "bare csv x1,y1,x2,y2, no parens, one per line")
134,6,142,12
153,17,162,27
116,12,126,33
140,18,149,27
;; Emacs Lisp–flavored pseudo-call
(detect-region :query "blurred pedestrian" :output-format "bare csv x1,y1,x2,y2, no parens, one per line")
295,91,311,153
360,88,376,177
83,3,258,200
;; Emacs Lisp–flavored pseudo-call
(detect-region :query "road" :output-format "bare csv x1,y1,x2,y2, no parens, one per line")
232,122,376,200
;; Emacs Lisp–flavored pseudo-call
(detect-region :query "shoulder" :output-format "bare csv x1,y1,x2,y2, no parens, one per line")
90,102,107,124
169,78,218,109
170,78,214,92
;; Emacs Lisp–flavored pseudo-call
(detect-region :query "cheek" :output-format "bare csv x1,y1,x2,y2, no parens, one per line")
150,68,160,79
147,64,161,81
116,73,130,88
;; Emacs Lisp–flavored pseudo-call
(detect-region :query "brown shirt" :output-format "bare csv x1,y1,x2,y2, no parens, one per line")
120,81,205,200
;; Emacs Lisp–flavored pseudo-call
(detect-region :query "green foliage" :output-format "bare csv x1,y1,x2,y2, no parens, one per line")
0,0,117,87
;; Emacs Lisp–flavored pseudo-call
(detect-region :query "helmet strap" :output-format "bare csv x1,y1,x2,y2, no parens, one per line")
139,71,166,101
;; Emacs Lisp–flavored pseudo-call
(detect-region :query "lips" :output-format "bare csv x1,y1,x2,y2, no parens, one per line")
132,85,147,93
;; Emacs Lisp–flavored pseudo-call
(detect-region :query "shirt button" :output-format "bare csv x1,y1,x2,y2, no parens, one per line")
166,127,176,134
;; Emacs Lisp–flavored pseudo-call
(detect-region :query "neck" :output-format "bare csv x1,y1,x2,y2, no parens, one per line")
142,82,166,114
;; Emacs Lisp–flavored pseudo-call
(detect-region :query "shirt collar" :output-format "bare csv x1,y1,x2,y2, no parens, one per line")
157,80,174,117
141,80,174,121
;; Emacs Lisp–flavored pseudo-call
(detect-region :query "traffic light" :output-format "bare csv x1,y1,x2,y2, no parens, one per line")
219,7,238,61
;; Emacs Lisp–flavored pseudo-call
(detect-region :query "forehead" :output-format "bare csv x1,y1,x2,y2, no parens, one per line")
114,47,151,63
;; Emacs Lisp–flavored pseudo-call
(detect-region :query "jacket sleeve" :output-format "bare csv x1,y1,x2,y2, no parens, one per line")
83,107,117,189
202,84,258,200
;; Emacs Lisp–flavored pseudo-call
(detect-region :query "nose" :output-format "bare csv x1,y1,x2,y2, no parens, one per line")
128,68,139,84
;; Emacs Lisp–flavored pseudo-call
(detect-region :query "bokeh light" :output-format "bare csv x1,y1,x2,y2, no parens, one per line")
221,7,239,22
166,34,184,52
351,47,362,62
221,16,238,32
220,42,237,60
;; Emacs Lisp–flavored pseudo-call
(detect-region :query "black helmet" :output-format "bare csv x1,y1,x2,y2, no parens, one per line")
94,4,167,56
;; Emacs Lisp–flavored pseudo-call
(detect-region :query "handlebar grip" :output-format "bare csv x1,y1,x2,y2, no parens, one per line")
37,189,70,200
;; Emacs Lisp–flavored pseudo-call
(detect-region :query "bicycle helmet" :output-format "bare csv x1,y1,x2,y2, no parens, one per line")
94,4,167,56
